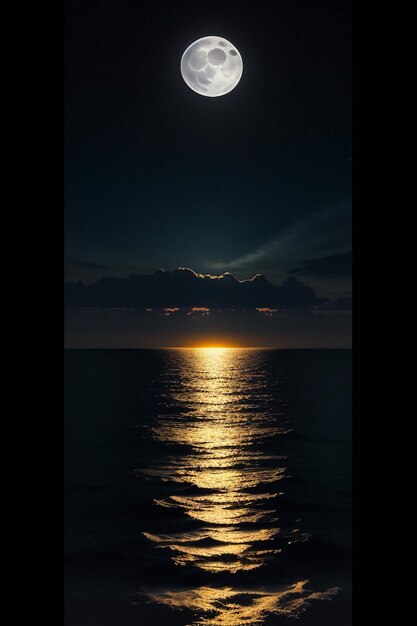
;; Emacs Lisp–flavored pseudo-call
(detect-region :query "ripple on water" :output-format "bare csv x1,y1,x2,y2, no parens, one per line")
138,348,340,621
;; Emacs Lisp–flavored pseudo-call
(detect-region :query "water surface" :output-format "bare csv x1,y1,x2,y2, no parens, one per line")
65,348,352,625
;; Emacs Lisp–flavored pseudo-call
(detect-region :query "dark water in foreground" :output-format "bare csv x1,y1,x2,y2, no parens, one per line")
65,348,352,626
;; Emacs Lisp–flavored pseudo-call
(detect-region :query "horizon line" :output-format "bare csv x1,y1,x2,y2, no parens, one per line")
64,346,352,350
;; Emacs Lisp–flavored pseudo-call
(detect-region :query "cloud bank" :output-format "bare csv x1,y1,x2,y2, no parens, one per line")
65,267,326,310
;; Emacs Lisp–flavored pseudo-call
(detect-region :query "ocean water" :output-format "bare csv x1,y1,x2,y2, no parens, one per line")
64,348,352,626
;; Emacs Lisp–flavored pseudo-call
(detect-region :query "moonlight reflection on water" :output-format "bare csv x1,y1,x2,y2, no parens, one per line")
138,348,339,623
143,581,339,626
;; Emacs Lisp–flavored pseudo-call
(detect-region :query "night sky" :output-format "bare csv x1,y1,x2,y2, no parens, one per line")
64,0,352,347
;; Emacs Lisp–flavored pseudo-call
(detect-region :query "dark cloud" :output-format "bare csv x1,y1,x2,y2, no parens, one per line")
291,251,352,278
65,257,108,270
318,295,352,311
65,267,326,310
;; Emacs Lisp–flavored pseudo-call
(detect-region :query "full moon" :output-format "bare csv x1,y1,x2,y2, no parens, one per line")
180,36,243,97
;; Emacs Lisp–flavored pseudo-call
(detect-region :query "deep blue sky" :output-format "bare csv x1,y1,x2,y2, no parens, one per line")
65,0,351,299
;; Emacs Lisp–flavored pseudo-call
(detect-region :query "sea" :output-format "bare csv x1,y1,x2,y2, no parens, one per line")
64,348,352,626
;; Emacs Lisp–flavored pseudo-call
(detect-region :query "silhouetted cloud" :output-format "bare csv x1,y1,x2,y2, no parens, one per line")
291,251,352,278
64,267,326,310
318,295,352,311
65,257,109,270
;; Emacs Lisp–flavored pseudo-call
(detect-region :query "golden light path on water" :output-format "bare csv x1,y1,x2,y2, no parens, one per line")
139,348,339,624
144,582,339,626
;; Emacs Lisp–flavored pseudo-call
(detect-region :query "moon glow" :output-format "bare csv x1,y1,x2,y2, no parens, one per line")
181,36,243,97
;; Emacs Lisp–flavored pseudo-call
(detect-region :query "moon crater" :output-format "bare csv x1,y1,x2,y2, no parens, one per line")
207,48,227,65
181,36,243,97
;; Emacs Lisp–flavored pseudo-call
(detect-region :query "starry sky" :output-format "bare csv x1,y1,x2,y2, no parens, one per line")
64,0,351,347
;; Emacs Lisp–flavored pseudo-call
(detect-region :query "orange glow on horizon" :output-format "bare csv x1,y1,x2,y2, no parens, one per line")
165,340,242,349
193,344,238,350
166,345,267,350
161,338,273,350
162,344,273,350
